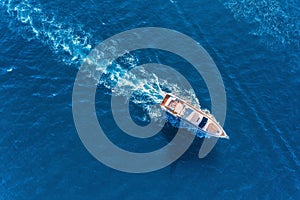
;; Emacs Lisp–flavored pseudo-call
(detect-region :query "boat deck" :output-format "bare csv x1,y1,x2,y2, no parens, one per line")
160,93,229,139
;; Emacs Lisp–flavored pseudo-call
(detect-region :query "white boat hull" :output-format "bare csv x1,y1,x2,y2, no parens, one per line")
160,93,229,139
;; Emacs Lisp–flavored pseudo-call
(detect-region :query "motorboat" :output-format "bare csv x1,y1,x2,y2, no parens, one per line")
160,93,229,139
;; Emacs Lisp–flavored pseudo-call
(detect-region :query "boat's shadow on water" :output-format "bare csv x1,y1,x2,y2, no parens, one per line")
161,120,220,172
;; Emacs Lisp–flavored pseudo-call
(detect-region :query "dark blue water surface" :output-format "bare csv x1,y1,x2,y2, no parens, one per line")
0,0,299,199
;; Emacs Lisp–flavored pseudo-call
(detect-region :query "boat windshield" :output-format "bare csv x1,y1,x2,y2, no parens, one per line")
198,117,208,128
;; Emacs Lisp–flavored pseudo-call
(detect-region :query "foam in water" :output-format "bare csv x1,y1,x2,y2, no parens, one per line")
1,0,203,132
1,0,93,65
84,50,201,128
97,57,200,107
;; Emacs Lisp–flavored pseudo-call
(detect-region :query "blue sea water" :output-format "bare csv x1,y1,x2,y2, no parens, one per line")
0,0,299,199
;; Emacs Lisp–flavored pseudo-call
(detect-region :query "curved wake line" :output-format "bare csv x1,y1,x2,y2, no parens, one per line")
0,0,203,132
88,57,200,117
221,0,300,48
1,0,93,65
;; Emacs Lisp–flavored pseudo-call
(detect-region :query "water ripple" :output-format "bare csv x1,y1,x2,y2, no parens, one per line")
221,0,300,48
